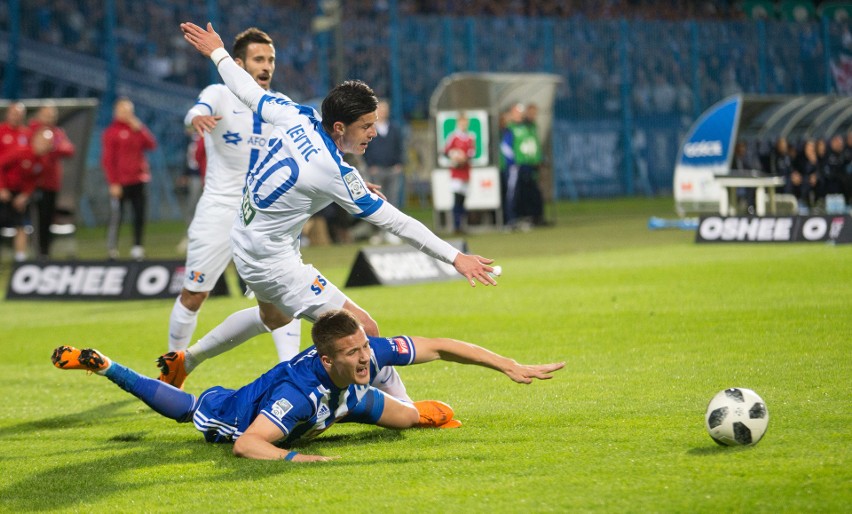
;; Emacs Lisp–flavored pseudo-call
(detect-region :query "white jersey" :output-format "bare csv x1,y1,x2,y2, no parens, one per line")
184,84,291,203
214,52,459,266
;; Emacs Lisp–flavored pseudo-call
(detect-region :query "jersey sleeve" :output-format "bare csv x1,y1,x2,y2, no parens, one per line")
184,85,222,126
214,51,299,128
364,201,460,264
259,386,314,438
370,336,417,368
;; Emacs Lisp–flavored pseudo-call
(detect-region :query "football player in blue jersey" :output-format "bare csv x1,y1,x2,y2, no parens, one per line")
52,309,564,462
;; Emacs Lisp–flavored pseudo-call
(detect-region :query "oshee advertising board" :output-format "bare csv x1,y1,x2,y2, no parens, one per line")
6,260,229,300
695,215,852,244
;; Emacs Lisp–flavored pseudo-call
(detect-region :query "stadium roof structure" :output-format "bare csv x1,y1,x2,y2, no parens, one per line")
429,72,563,167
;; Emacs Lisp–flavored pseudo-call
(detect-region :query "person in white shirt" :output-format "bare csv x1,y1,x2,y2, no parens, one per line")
167,28,304,365
158,22,498,399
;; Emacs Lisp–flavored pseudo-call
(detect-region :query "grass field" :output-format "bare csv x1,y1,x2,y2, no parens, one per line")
0,197,849,512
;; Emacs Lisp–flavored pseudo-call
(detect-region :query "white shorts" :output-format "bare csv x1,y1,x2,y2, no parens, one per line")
182,195,240,293
233,252,347,322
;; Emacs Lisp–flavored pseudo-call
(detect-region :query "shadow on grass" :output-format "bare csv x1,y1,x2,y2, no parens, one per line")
0,421,413,510
687,445,755,456
0,399,136,437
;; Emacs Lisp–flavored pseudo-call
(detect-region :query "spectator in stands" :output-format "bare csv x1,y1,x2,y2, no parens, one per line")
770,137,794,191
0,127,53,262
822,134,850,208
29,103,75,260
790,139,821,213
101,97,157,261
363,99,406,243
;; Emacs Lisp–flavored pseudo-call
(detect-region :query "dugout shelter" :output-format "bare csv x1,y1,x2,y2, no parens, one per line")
673,94,852,215
428,72,563,231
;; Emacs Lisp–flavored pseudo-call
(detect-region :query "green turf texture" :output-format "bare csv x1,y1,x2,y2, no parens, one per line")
0,198,849,512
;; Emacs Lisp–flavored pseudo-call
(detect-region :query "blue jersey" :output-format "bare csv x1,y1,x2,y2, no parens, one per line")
192,335,417,445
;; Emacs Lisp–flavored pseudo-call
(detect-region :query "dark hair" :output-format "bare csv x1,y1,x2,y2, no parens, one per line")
311,310,363,357
232,28,273,62
321,80,378,132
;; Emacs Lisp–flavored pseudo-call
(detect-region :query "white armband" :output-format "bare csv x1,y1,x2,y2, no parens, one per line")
210,48,231,67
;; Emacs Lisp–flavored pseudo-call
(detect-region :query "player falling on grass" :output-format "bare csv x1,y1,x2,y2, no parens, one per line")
168,27,305,364
156,22,498,400
53,309,564,461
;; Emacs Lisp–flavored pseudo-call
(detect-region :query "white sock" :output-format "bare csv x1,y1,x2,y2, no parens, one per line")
184,306,266,373
371,366,411,402
272,318,302,362
168,296,199,352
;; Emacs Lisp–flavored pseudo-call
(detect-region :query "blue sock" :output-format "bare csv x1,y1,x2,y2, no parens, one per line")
105,362,196,422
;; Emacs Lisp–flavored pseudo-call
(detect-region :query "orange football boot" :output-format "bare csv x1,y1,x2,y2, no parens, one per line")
51,346,110,374
413,400,456,428
157,351,188,389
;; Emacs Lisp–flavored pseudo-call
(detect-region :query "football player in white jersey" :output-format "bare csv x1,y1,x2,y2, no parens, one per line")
159,22,499,398
53,310,564,461
168,28,304,365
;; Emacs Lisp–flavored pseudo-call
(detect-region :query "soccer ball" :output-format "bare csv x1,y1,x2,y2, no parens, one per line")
705,388,769,446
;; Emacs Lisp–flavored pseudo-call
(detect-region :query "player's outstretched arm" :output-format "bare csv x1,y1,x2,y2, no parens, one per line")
410,336,565,384
234,416,338,462
180,22,223,58
453,252,498,287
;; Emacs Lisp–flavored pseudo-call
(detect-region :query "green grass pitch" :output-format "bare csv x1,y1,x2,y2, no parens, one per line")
0,198,849,512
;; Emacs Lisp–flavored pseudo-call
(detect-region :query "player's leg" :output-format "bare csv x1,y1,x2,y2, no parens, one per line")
271,319,302,362
168,197,235,351
160,304,281,388
52,346,195,422
106,194,122,259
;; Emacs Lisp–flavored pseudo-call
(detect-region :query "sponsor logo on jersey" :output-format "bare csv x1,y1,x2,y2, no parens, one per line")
223,131,242,145
271,398,294,420
310,275,328,295
344,172,367,200
240,191,256,225
393,337,410,354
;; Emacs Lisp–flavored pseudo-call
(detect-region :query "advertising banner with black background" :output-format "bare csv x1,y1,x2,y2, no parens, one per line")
346,240,468,287
5,260,229,300
696,215,852,244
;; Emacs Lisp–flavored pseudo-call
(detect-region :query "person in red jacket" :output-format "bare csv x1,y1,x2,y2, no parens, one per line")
0,127,53,261
0,102,31,159
29,103,75,259
101,97,157,260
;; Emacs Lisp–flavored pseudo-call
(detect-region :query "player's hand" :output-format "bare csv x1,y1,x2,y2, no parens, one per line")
109,184,123,199
291,453,340,463
504,361,565,384
366,181,387,201
181,22,224,57
12,193,29,212
191,115,223,137
0,188,10,202
453,253,497,287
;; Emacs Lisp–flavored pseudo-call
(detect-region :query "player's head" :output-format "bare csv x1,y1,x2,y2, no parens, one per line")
233,28,275,90
113,97,135,123
5,102,26,126
313,310,372,387
321,80,378,155
456,112,469,131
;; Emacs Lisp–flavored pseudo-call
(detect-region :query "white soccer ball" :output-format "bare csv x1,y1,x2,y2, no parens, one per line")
705,388,769,446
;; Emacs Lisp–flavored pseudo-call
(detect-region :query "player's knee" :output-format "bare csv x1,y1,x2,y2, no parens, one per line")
258,303,292,330
180,289,209,311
